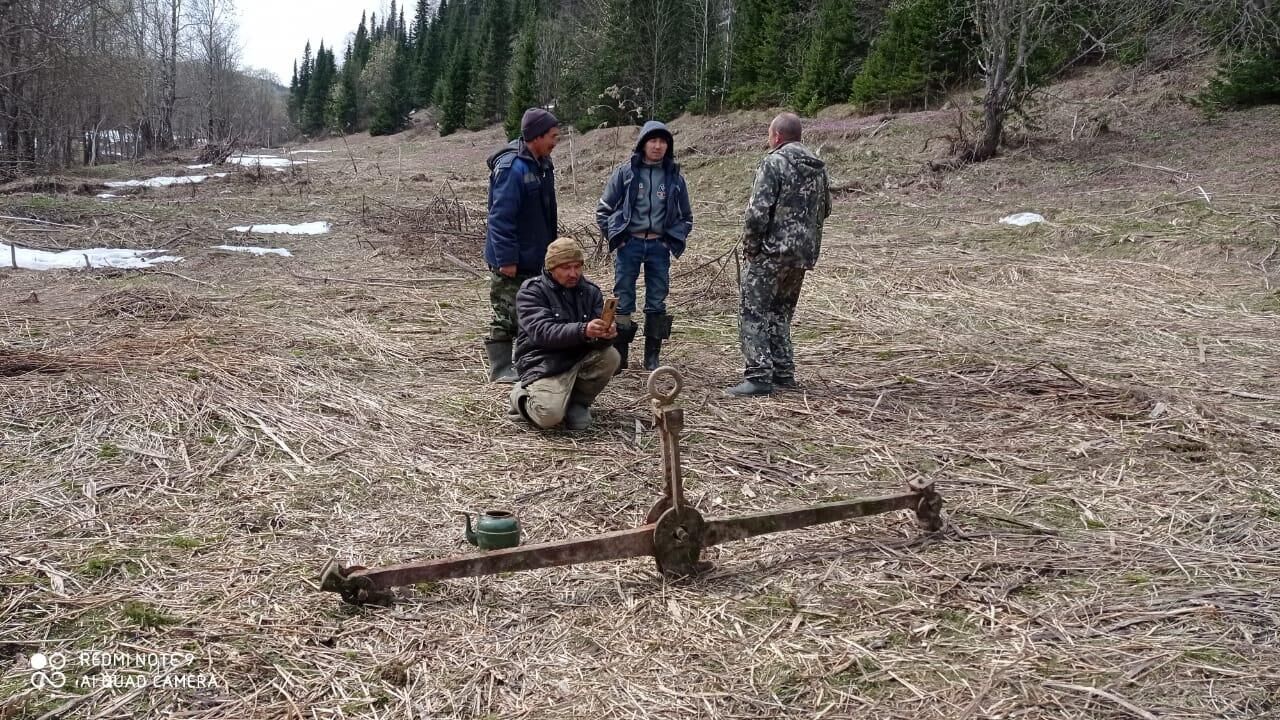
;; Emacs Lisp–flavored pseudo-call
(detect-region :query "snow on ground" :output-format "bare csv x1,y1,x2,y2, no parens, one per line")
228,155,306,168
96,193,120,199
287,150,333,154
227,222,330,235
104,173,227,189
212,245,293,257
1000,212,1047,226
2,243,182,271
186,163,213,169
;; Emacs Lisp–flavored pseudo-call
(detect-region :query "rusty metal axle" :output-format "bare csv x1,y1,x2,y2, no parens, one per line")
320,368,945,605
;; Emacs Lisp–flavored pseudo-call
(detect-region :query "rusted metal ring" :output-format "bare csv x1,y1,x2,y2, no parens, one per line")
647,366,683,404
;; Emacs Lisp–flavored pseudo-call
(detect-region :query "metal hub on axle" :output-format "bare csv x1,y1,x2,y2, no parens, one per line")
320,367,945,605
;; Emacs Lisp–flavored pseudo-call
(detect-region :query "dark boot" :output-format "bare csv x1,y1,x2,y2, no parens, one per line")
564,391,594,431
773,374,800,389
725,379,773,397
563,402,592,431
643,338,662,371
643,313,672,371
612,323,638,376
484,339,518,384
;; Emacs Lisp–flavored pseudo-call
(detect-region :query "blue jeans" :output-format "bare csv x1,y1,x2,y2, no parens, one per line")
613,236,671,317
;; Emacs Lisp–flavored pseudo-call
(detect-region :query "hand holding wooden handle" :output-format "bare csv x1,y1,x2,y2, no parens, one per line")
601,296,617,327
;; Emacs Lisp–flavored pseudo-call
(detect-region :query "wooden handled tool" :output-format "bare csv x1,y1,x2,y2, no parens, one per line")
601,296,617,327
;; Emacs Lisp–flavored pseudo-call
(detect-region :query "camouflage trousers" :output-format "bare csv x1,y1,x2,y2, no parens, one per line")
489,271,536,342
739,258,806,384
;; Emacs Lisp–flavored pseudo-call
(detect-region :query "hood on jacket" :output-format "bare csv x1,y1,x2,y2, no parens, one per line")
775,141,825,181
487,138,547,171
633,120,675,164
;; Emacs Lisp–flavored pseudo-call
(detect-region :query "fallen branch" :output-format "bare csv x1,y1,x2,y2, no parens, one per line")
0,214,83,229
288,269,466,288
442,251,487,280
1043,680,1160,720
673,241,741,281
1118,158,1190,180
143,269,216,287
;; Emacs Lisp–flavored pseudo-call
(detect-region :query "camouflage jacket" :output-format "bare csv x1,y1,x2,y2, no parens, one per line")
742,141,831,270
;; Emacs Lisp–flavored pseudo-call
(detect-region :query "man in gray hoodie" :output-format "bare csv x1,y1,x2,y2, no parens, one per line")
595,121,694,372
726,113,831,397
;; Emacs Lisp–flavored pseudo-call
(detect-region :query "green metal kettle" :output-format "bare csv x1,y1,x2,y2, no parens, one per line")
461,510,521,550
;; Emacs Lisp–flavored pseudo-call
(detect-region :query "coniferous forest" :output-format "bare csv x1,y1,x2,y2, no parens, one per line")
1,0,1276,175
288,0,1280,146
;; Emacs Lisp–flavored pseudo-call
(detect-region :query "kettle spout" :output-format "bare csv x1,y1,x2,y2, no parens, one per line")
461,512,477,546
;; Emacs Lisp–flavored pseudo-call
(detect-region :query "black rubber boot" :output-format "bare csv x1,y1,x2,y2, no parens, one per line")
643,313,673,371
612,323,638,376
484,339,518,383
643,338,662,371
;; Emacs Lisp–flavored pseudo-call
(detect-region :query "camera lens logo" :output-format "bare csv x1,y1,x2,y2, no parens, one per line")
29,652,67,689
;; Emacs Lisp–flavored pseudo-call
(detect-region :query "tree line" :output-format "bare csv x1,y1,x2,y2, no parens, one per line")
294,0,1277,162
1,0,288,179
2,0,1274,179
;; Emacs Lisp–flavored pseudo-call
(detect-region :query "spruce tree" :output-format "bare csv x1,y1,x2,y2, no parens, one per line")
504,26,538,139
413,0,446,108
466,28,497,130
302,43,337,134
288,61,300,124
368,37,413,136
850,0,973,110
795,0,866,114
437,44,472,136
392,38,413,125
484,0,513,120
464,0,514,130
330,46,359,133
354,13,371,71
730,0,799,107
298,41,313,109
589,0,637,126
412,0,430,44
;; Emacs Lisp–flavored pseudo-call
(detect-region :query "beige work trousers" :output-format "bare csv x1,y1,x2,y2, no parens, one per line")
509,348,621,429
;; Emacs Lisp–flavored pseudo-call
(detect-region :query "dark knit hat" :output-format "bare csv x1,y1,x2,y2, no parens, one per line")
521,108,559,141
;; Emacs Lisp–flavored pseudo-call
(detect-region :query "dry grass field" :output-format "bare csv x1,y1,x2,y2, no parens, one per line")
3,66,1278,719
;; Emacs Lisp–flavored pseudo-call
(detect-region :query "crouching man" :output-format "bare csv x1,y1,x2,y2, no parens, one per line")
509,238,621,431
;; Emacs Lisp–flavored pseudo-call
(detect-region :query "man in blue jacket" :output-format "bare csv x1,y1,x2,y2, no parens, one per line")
483,108,560,383
509,239,620,431
595,120,693,372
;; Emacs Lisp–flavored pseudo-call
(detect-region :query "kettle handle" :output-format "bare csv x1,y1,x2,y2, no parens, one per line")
460,511,477,545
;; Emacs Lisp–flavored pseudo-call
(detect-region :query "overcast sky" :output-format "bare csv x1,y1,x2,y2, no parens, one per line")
238,1,388,86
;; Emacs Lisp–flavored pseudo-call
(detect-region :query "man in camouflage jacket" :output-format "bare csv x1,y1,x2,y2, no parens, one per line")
726,113,832,397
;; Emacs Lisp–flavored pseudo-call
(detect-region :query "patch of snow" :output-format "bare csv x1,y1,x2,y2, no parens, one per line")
186,163,213,169
212,245,293,257
104,173,226,189
227,221,330,235
228,154,307,168
999,212,1046,226
96,193,120,199
2,243,182,271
